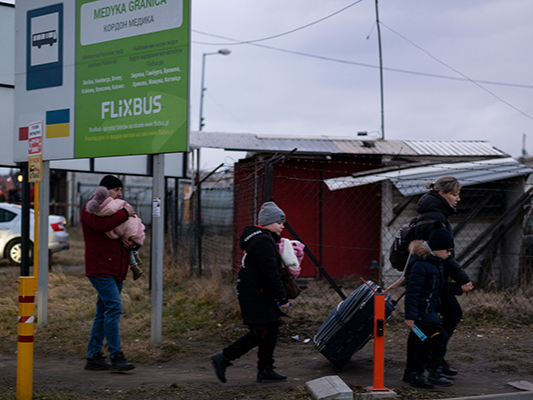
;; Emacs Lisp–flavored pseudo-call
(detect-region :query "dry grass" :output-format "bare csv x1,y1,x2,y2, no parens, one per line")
0,222,242,366
3,258,531,364
0,248,241,364
4,224,533,363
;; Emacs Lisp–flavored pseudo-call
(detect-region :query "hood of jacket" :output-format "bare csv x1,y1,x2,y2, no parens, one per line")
409,240,444,266
409,240,431,259
239,225,280,250
416,190,456,219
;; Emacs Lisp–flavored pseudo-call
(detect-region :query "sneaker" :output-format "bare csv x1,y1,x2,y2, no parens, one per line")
85,352,111,371
130,264,143,280
210,353,232,383
410,373,435,389
256,367,287,383
443,360,458,376
402,370,415,384
110,352,135,372
427,367,453,387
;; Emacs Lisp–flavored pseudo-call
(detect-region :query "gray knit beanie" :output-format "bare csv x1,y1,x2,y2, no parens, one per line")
258,201,286,226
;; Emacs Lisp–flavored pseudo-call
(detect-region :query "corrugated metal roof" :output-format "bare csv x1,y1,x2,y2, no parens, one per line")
333,139,418,155
325,157,533,196
190,131,507,157
405,140,504,157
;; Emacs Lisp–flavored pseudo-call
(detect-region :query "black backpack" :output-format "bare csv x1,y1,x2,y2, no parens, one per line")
388,218,435,271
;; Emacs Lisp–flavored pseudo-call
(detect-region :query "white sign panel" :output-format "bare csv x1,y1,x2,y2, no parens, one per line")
80,0,183,45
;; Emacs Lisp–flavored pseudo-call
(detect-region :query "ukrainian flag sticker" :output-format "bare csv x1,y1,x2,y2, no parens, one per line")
46,109,70,138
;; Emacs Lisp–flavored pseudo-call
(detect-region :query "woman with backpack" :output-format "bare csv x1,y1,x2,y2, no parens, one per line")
403,175,474,387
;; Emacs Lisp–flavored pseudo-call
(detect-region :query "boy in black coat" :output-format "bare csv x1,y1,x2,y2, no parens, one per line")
210,202,291,383
404,222,462,388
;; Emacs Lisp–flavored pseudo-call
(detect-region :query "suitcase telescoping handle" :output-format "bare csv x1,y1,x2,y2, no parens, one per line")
391,290,405,308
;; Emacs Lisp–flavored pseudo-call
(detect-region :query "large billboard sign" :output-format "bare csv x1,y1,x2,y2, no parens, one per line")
14,0,190,162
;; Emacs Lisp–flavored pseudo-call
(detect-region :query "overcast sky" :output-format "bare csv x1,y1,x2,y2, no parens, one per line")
4,0,533,170
190,0,533,168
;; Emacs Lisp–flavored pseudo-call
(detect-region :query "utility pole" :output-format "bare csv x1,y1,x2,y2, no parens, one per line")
375,0,385,139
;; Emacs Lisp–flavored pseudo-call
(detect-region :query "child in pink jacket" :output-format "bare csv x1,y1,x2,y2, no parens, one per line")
86,186,146,280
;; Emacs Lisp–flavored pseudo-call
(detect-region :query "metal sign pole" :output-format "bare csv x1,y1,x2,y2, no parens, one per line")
151,154,165,345
37,161,50,326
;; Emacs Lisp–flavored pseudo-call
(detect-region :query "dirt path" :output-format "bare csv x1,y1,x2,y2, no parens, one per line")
2,326,532,399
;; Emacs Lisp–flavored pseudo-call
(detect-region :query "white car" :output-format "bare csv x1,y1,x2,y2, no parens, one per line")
0,203,69,265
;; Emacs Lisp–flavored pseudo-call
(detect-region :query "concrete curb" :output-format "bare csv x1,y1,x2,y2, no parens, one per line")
305,375,353,400
442,392,533,400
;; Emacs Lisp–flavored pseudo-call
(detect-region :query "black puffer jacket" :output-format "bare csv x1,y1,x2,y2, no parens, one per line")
405,250,444,325
414,190,454,235
412,190,470,286
236,225,288,325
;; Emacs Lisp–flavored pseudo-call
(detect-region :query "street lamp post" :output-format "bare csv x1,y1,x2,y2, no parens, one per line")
196,49,230,274
198,49,231,131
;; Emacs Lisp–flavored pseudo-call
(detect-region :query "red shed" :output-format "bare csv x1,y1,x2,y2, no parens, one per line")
233,154,382,280
190,131,513,281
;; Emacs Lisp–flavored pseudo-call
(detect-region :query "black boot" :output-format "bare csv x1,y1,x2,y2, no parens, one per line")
256,367,287,383
443,360,458,376
110,352,135,372
410,373,434,389
210,353,232,383
427,366,453,387
84,352,111,371
402,369,415,384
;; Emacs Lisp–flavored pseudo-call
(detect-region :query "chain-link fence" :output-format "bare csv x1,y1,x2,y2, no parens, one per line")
68,156,533,325
173,155,533,325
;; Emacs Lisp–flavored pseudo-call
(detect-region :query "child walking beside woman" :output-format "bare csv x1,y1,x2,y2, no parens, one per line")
404,222,463,388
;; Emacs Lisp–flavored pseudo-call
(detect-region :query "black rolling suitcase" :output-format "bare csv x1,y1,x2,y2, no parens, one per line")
313,281,396,371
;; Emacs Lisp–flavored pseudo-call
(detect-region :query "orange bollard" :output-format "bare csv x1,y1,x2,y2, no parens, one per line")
17,276,36,400
370,288,387,391
361,277,401,392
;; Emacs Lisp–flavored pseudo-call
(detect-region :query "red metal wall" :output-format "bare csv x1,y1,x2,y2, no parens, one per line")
233,155,382,280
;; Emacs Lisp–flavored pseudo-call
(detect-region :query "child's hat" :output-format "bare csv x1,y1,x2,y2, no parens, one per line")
258,201,285,226
428,221,454,251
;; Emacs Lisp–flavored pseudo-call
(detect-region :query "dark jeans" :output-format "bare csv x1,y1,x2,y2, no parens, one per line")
405,294,463,373
86,277,123,359
440,293,463,339
406,322,449,373
222,322,279,370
